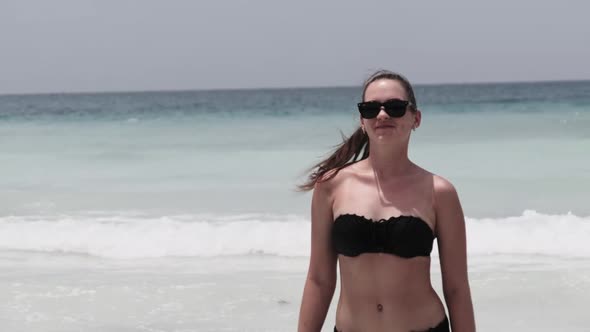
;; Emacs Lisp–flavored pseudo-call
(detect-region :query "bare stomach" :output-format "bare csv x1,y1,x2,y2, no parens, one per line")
334,254,446,332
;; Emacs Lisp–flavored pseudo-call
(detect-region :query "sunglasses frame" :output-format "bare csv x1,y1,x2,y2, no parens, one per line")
357,98,414,119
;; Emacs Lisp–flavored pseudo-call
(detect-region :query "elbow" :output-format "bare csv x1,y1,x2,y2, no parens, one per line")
442,286,458,301
442,276,470,299
307,270,336,292
443,283,471,302
309,275,336,292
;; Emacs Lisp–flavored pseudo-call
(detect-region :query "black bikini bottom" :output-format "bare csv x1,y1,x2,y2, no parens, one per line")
334,315,449,332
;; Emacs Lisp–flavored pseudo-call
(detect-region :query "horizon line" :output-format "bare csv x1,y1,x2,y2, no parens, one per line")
1,77,589,98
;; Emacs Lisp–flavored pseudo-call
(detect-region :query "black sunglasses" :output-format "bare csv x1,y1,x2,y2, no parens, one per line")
357,98,413,119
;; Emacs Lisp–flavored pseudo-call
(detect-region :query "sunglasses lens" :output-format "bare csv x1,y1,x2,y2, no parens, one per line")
383,100,408,117
358,102,380,119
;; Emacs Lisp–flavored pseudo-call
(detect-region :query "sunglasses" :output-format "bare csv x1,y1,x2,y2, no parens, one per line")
357,98,413,119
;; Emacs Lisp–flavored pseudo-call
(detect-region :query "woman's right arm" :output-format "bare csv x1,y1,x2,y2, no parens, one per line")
297,180,338,332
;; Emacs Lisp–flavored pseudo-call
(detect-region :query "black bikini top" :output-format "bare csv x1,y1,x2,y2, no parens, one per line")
332,214,435,258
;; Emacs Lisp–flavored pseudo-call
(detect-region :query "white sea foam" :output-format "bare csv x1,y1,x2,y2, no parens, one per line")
0,210,589,259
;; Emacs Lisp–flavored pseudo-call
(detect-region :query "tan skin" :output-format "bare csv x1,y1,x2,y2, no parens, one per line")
298,79,476,331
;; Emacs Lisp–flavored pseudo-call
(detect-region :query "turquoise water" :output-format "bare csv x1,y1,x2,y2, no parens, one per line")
0,81,589,258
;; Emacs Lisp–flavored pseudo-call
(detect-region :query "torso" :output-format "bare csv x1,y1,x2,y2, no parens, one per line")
328,160,446,332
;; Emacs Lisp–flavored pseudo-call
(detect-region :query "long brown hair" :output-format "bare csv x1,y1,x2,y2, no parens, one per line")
297,70,418,191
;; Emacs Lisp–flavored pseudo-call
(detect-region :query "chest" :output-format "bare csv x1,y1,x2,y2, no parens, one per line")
332,180,435,225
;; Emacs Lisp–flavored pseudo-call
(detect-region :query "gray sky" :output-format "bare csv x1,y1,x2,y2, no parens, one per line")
1,0,589,94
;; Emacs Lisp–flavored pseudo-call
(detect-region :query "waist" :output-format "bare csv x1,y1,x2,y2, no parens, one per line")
336,288,445,331
339,280,439,306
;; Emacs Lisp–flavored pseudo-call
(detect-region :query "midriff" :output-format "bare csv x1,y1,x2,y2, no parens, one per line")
334,254,446,332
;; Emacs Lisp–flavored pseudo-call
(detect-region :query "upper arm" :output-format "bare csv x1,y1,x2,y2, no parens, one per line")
306,178,337,287
433,175,469,293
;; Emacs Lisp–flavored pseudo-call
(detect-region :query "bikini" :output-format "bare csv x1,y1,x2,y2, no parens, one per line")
332,213,435,258
331,213,450,332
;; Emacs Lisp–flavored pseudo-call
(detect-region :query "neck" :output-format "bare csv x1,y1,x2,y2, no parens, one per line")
366,141,413,178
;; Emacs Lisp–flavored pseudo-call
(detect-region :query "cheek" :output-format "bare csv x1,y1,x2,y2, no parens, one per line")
401,113,417,127
361,118,376,126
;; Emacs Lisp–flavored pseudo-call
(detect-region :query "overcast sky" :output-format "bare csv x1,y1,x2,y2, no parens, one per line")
1,0,589,94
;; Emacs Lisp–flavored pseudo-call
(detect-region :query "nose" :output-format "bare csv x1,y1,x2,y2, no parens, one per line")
376,106,390,119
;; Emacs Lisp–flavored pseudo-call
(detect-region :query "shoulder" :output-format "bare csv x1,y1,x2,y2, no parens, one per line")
431,174,464,230
432,174,458,197
404,166,451,196
432,174,460,209
406,167,458,211
316,162,361,190
313,168,340,203
314,162,363,207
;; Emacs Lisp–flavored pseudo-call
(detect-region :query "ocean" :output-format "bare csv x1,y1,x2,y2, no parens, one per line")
1,81,589,331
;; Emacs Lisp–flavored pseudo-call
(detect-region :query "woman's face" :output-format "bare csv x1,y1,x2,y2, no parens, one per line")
361,79,421,143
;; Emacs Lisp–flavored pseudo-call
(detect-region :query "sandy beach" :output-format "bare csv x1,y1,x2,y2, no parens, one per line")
2,252,589,332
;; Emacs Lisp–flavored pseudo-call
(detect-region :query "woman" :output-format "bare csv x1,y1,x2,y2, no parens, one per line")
297,70,475,332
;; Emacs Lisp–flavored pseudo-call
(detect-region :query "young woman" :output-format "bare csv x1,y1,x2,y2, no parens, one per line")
297,70,476,332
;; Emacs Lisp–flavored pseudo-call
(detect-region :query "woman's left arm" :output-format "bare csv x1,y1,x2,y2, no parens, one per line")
434,175,476,332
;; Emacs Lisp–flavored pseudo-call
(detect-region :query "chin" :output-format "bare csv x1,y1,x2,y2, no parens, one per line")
373,134,397,142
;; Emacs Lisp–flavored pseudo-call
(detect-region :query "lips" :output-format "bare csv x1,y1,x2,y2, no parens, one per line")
375,124,395,129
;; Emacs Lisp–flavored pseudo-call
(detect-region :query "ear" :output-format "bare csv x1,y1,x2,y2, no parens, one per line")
413,109,422,129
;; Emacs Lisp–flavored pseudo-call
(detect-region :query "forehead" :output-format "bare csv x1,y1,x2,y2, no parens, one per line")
364,79,408,102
